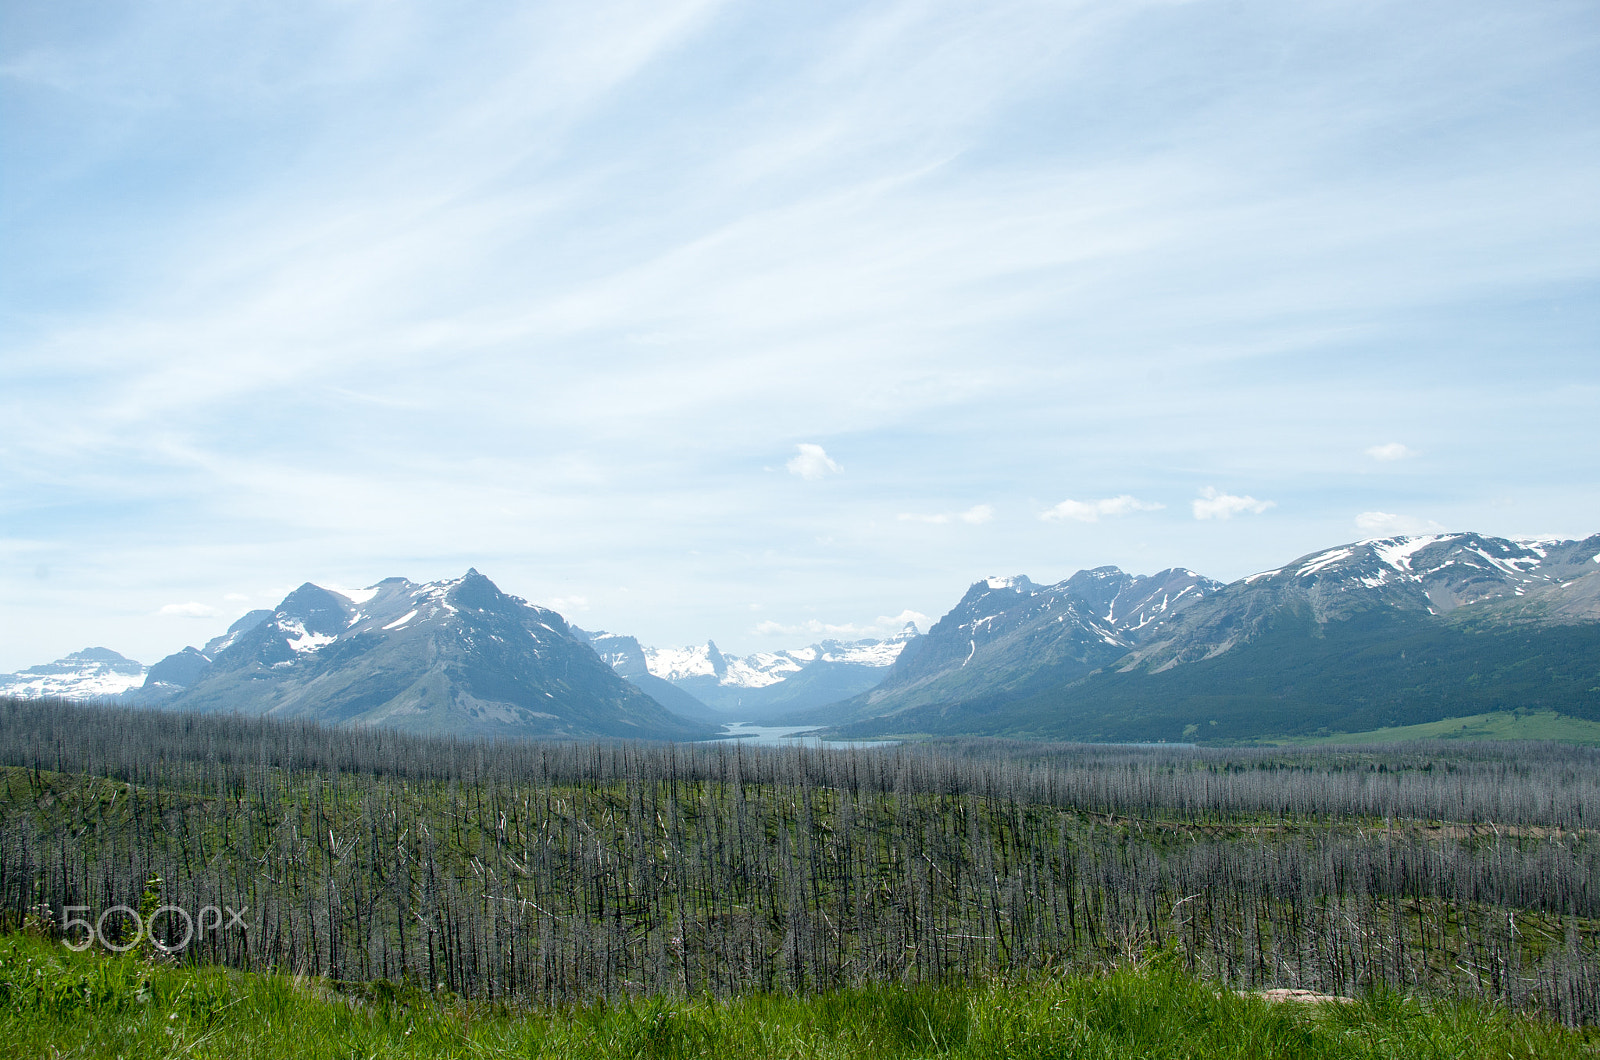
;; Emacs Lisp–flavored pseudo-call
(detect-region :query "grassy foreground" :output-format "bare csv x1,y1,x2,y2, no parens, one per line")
1,934,1594,1059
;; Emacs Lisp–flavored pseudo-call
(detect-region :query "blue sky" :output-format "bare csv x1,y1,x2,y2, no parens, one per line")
3,0,1598,671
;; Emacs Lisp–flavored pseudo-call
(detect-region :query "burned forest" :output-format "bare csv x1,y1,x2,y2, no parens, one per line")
1,698,1596,1025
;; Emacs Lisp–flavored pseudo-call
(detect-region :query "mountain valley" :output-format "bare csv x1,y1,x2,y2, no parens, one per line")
6,531,1598,745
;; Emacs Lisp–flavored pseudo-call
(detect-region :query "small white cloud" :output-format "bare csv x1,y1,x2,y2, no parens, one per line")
157,602,220,618
1042,495,1163,523
548,595,589,612
1366,442,1417,461
786,443,842,480
1192,487,1274,520
898,504,993,525
1355,511,1446,536
880,609,928,633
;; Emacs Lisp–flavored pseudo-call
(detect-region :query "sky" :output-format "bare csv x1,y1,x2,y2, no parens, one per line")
2,0,1598,672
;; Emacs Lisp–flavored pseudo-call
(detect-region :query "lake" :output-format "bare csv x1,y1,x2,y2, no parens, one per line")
709,721,899,749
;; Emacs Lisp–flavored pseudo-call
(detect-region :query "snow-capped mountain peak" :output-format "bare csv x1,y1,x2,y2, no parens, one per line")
642,630,918,689
1240,533,1597,618
0,648,147,700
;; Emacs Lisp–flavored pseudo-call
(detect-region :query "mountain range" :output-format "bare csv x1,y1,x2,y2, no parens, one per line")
591,629,920,719
805,567,1220,726
822,532,1600,742
5,530,1597,744
0,571,707,740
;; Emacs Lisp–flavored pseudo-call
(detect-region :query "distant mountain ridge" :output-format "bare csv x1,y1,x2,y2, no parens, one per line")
828,532,1600,742
570,630,725,721
814,567,1219,726
9,530,1598,745
151,571,710,740
604,627,922,718
1122,533,1600,673
0,647,147,701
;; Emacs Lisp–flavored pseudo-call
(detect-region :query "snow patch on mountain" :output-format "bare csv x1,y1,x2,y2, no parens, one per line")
278,619,336,654
646,645,721,681
820,639,910,666
1298,548,1355,577
1370,535,1448,573
721,655,799,688
1469,546,1541,576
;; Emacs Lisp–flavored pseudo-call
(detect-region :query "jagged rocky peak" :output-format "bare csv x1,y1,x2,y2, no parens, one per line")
1066,566,1220,633
143,646,212,689
445,567,512,612
976,575,1037,594
576,630,651,679
702,640,730,678
276,583,353,635
150,568,706,740
934,564,1217,647
204,610,273,655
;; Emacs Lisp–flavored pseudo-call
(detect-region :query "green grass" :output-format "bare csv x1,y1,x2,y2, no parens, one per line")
2,933,1593,1059
1264,710,1600,747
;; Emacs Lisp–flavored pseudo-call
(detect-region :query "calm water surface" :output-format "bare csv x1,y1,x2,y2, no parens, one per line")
711,722,898,749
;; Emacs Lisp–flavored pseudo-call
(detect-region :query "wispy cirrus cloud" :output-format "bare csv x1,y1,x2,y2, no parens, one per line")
2,0,1596,669
1041,495,1163,523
